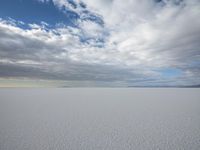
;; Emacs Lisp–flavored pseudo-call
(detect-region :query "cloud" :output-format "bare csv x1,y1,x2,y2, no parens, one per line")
0,19,145,84
80,0,200,85
0,0,200,86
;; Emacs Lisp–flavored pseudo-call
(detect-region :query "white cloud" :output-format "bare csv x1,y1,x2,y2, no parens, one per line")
0,0,200,86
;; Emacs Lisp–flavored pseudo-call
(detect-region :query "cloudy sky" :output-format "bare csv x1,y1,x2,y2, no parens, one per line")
0,0,200,87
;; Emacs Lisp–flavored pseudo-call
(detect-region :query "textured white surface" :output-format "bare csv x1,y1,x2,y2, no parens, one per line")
0,88,200,150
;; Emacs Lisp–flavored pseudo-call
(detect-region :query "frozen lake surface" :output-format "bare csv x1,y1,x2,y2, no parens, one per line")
0,88,200,150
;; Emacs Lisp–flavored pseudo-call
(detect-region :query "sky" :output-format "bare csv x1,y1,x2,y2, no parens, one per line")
0,0,200,87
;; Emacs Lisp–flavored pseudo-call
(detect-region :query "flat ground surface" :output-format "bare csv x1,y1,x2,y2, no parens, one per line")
0,88,200,150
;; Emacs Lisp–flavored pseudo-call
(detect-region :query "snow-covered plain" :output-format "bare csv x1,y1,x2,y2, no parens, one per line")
0,88,200,150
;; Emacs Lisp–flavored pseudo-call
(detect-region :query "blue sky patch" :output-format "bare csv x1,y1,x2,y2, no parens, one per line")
158,68,182,78
0,0,104,27
0,0,82,27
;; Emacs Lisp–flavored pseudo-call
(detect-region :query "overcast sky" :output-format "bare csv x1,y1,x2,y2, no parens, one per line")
0,0,200,87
